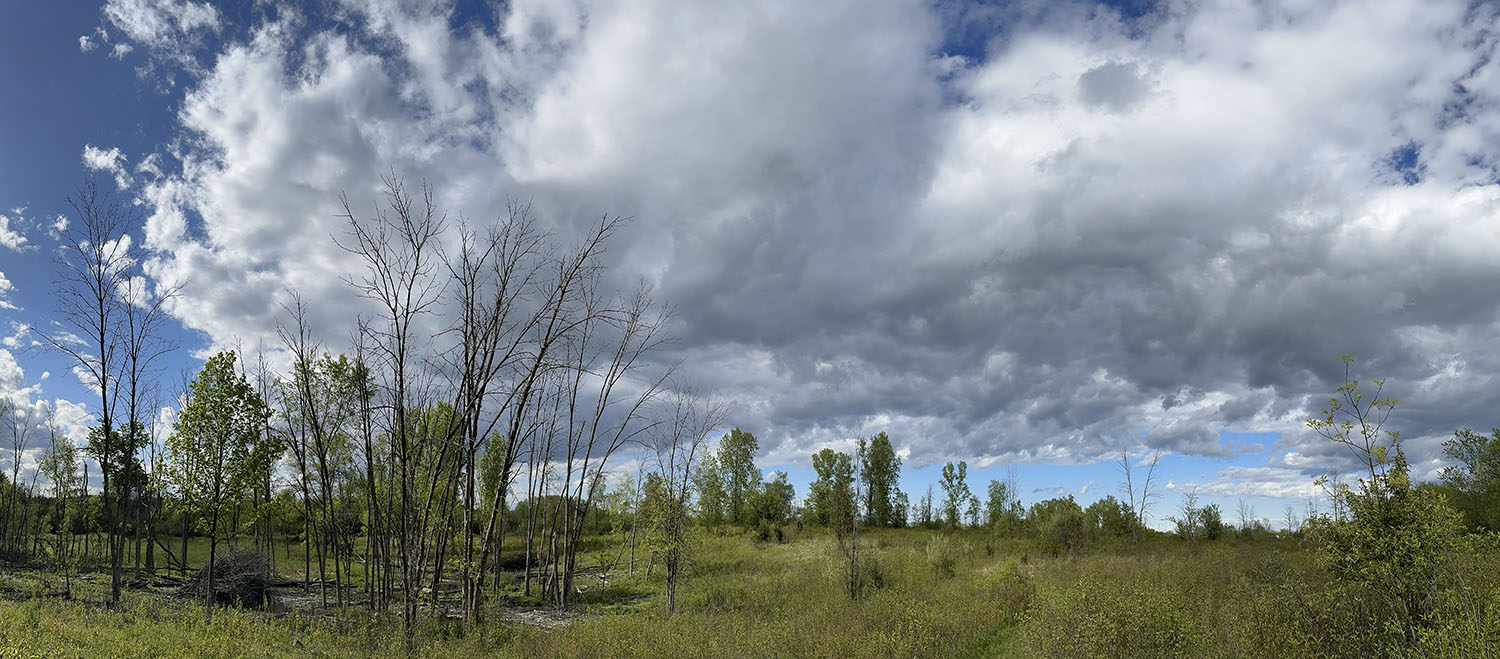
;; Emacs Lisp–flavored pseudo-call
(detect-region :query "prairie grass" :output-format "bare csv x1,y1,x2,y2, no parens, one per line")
1,528,1496,658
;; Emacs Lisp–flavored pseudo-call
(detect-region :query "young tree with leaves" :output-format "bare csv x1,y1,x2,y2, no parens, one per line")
38,427,79,595
939,461,970,527
164,351,273,620
645,385,729,615
1305,356,1465,643
1440,426,1500,530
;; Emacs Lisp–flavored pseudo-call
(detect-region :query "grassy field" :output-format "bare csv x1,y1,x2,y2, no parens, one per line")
1,528,1497,657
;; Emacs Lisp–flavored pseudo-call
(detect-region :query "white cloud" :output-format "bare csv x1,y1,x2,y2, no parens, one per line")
111,43,134,59
116,0,1500,486
0,271,15,311
1174,464,1323,501
103,0,219,69
79,27,109,54
51,398,93,450
0,211,29,252
82,144,132,189
1,322,31,349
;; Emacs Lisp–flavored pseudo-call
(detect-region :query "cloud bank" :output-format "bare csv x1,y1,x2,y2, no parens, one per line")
98,0,1500,478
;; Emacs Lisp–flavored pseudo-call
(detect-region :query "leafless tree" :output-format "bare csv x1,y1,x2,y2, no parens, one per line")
646,383,729,615
36,180,136,605
1236,497,1256,531
1118,443,1164,540
2,401,33,552
119,263,180,573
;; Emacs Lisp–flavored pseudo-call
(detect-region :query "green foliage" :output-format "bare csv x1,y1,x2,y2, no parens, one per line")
1440,426,1500,531
938,461,970,527
1199,503,1226,540
924,533,968,578
807,448,854,529
1082,495,1137,538
981,558,1036,625
692,453,727,526
751,471,795,527
165,351,274,542
717,429,759,526
858,432,903,528
1306,358,1471,647
1307,448,1466,643
986,479,1023,532
477,432,507,520
85,420,147,497
1033,497,1085,557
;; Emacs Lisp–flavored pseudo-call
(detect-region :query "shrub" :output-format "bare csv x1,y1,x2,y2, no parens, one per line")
1041,507,1086,557
981,558,1035,624
925,534,967,578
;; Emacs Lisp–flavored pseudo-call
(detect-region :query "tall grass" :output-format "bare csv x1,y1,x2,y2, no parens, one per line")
1,528,1495,657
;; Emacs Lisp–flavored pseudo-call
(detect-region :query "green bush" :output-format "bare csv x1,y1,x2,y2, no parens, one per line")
1041,507,1086,557
925,534,966,579
980,558,1035,624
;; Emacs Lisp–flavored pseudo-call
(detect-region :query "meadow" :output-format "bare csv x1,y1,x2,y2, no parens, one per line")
3,526,1497,658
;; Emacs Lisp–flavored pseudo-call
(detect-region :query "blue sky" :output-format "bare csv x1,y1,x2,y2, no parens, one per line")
4,0,1500,530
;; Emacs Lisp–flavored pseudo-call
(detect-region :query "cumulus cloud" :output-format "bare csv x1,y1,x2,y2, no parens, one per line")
0,209,30,252
0,348,56,483
0,271,15,311
108,0,1500,482
82,144,132,189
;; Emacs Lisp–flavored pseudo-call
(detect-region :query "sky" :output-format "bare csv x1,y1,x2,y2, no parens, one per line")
2,0,1500,530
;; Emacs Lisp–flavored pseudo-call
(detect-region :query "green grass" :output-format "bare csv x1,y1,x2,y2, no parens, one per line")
2,527,1497,658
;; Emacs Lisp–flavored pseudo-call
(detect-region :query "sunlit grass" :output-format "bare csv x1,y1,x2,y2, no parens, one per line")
2,527,1496,657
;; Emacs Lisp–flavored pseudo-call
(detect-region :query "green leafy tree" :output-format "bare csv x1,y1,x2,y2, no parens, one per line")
38,431,80,594
1171,490,1202,539
986,479,1024,531
1199,503,1225,540
1083,495,1137,537
807,448,854,527
1439,426,1500,531
692,453,728,527
939,461,970,527
1030,496,1085,556
753,471,795,525
718,429,759,525
164,351,273,619
858,432,903,527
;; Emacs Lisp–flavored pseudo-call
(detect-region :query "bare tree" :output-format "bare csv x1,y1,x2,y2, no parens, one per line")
36,180,136,605
645,383,729,615
338,175,448,642
1236,498,1256,532
554,280,673,608
1118,443,1164,540
2,401,32,552
472,215,635,610
119,265,180,574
